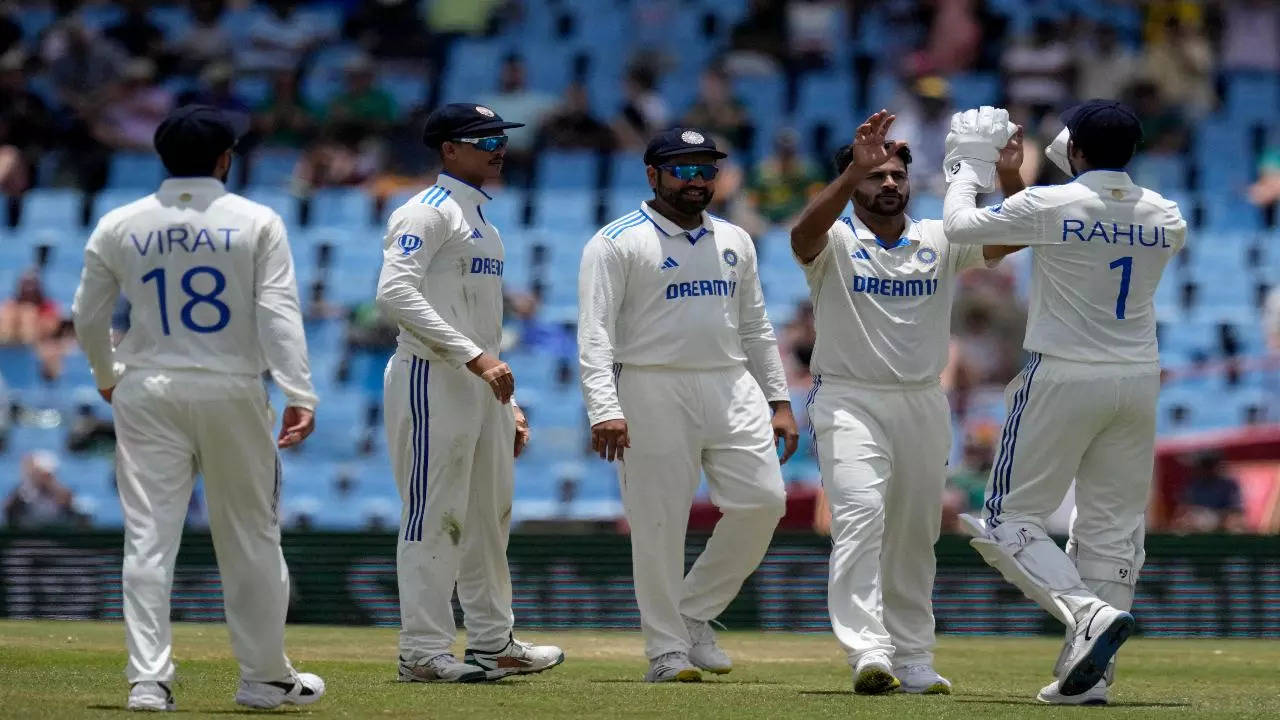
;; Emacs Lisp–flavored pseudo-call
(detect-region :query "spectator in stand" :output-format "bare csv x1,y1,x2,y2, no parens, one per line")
1126,79,1189,157
1074,23,1139,102
293,120,377,191
0,4,20,57
0,270,61,348
478,54,557,183
1247,145,1280,213
254,69,315,148
1175,451,1247,533
91,58,174,151
344,0,430,60
67,393,116,454
103,0,164,61
40,18,127,115
785,0,839,73
726,0,788,75
942,421,999,532
779,300,816,391
237,0,323,75
178,62,251,116
681,65,751,152
1000,19,1074,126
891,75,953,194
321,55,397,140
611,62,669,151
0,50,50,197
747,127,823,226
4,452,87,529
1219,0,1280,74
912,0,981,75
538,83,614,152
1142,16,1214,118
703,132,765,237
169,0,231,76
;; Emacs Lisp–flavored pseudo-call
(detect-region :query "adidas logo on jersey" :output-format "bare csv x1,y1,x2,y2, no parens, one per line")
660,256,679,270
470,228,483,239
852,248,871,260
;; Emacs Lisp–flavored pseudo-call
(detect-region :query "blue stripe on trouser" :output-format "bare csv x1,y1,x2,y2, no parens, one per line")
985,353,1042,526
405,357,429,541
804,375,822,471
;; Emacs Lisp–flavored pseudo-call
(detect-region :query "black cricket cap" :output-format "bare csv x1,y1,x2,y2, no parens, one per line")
422,103,524,146
643,127,728,166
1060,99,1143,168
153,104,249,175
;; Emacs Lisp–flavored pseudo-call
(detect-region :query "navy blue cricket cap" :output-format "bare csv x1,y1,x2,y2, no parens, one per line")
1060,99,1143,154
643,128,728,166
422,103,524,146
153,104,249,165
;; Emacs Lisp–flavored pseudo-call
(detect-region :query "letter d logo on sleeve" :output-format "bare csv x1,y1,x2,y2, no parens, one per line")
398,233,423,256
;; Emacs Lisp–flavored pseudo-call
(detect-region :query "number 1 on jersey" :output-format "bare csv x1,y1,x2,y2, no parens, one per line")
1109,256,1132,320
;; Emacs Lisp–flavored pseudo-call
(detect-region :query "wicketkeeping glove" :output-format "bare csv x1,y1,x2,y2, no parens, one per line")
943,106,1016,191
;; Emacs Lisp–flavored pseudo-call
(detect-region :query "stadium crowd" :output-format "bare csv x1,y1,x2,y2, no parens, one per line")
0,0,1277,532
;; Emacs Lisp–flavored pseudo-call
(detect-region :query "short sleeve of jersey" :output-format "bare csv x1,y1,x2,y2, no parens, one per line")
797,220,851,289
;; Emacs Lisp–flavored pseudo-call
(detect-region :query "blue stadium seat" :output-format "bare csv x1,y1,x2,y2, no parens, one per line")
242,188,301,228
247,149,302,190
946,73,1001,108
18,189,82,231
309,188,374,229
793,73,857,151
91,189,150,225
1224,72,1280,126
377,67,429,115
1130,154,1188,193
536,150,603,190
107,152,166,189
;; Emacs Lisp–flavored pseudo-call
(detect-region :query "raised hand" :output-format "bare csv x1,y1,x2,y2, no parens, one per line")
848,110,909,172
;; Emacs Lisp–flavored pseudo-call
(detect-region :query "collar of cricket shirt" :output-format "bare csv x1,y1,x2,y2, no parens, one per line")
845,212,917,250
156,177,226,204
639,200,714,245
1072,169,1135,191
436,171,493,206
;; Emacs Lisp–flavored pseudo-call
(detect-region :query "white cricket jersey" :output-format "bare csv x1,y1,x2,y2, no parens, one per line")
943,169,1186,363
578,201,788,426
376,172,504,367
71,177,317,409
798,214,989,384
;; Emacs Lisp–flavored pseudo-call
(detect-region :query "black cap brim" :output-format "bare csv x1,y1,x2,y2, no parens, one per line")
646,146,729,165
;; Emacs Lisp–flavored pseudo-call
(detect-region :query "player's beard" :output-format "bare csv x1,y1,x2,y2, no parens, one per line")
656,176,714,216
855,188,908,217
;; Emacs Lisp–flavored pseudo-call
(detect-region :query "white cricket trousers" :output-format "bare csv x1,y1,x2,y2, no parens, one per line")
985,353,1159,589
616,364,786,659
384,348,516,660
805,375,952,667
113,369,293,684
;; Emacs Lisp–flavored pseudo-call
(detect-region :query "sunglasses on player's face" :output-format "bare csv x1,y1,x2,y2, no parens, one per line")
660,163,719,181
452,135,509,152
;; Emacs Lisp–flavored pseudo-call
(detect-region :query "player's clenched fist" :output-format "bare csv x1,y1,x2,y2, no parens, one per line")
591,419,629,462
771,403,799,464
466,352,515,403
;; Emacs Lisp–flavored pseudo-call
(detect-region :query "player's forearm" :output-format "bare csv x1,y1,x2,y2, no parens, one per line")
742,338,790,403
257,308,319,410
942,171,994,245
375,283,483,365
71,261,121,389
791,166,863,262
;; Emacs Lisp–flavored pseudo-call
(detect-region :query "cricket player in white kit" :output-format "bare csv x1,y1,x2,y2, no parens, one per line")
578,128,799,683
942,102,1186,703
790,111,1024,695
376,104,563,683
71,105,325,711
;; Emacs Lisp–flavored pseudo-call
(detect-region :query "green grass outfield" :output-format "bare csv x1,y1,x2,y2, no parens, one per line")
2,621,1278,719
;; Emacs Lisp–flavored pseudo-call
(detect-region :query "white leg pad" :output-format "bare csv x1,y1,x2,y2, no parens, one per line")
970,521,1092,629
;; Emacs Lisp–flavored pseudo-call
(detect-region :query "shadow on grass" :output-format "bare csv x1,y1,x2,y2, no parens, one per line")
589,679,787,686
954,698,1192,708
86,706,289,715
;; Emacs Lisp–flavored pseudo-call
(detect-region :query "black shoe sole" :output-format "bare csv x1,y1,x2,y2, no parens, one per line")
1060,615,1135,696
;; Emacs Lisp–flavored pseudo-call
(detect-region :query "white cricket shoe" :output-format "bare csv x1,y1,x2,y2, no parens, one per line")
399,653,487,683
644,651,702,683
1038,679,1109,705
853,652,900,695
234,671,325,709
894,663,952,694
464,636,565,680
1059,603,1134,696
127,681,174,711
683,616,732,674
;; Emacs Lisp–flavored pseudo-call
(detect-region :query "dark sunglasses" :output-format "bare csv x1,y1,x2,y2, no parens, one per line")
660,163,719,181
452,135,509,152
